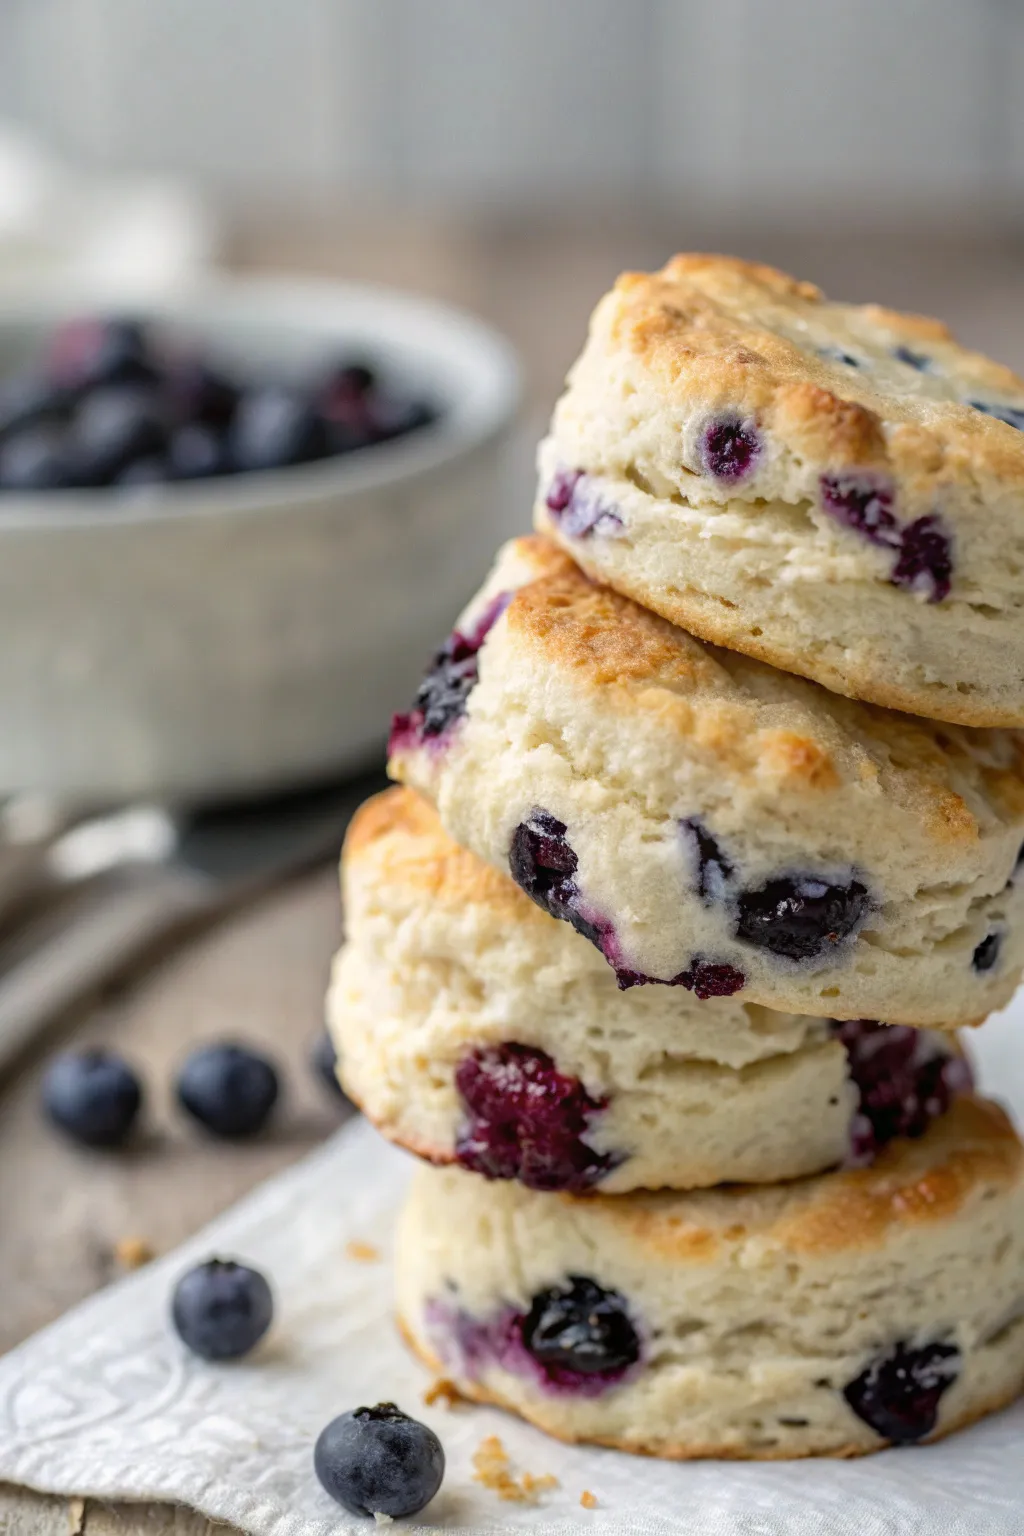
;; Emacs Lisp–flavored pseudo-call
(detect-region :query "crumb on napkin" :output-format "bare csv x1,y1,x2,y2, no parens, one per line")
114,1236,154,1270
472,1434,558,1503
423,1376,465,1409
345,1240,380,1263
580,1490,598,1509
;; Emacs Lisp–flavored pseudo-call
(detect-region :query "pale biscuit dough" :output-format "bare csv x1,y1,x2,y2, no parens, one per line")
535,253,1024,725
389,536,1024,1025
396,1097,1024,1459
330,789,968,1191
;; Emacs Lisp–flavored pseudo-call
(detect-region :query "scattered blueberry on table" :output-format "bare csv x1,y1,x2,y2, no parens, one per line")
171,1257,274,1360
41,1048,143,1147
310,1029,351,1104
176,1041,280,1138
0,316,437,493
314,1402,445,1519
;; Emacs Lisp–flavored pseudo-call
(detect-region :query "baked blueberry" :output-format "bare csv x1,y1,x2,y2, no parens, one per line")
835,1020,971,1164
521,1276,640,1387
968,399,1024,432
544,468,623,538
680,817,733,903
820,473,900,547
176,1042,280,1138
389,593,511,750
508,810,606,948
314,1403,444,1519
171,1257,273,1360
843,1339,960,1443
455,1043,615,1192
735,874,869,961
972,932,1002,972
894,346,931,372
42,1048,143,1147
891,514,952,602
701,417,760,482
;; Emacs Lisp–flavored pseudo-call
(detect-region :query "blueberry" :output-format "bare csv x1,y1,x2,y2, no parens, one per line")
310,1030,351,1104
389,593,511,748
168,423,228,480
972,931,1002,972
680,817,733,903
544,468,623,538
314,1403,444,1519
967,399,1024,432
521,1277,640,1385
894,346,931,372
819,473,900,548
843,1340,960,1443
171,1257,273,1360
0,373,67,440
116,455,171,487
835,1020,971,1164
891,514,952,603
49,318,157,393
701,417,761,482
818,346,861,369
42,1048,143,1147
0,424,73,490
735,874,869,961
176,1042,279,1138
166,358,240,428
70,385,168,486
508,810,606,948
613,956,747,997
455,1043,616,1192
364,395,436,445
229,386,330,472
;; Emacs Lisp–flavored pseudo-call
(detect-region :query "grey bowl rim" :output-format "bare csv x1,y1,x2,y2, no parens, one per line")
0,274,522,532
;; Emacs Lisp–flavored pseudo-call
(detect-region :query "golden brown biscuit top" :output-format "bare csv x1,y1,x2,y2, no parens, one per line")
567,1097,1022,1262
344,786,543,924
495,538,1024,839
573,254,1024,512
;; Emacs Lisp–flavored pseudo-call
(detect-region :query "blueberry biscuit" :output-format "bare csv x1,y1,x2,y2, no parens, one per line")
396,1096,1024,1459
330,788,971,1191
388,536,1024,1026
535,254,1024,726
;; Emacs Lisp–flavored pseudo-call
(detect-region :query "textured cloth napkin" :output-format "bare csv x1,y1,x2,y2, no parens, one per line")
2,1005,1023,1536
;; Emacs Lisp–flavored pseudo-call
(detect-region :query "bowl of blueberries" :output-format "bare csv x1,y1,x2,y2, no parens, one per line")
0,278,519,801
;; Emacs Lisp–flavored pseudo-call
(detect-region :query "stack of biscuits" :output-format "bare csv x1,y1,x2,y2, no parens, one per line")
328,256,1024,1459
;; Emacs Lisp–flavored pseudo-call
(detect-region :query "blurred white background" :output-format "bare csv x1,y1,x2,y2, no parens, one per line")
3,0,1024,221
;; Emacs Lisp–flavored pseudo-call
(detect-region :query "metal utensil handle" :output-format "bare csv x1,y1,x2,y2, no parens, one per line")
0,871,210,1077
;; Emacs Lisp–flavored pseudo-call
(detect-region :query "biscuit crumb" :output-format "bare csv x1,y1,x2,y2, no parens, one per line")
423,1376,464,1409
472,1435,558,1504
345,1240,380,1263
114,1236,153,1270
580,1490,598,1509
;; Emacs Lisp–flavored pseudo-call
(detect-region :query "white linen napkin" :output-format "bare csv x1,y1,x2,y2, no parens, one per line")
1,1002,1023,1536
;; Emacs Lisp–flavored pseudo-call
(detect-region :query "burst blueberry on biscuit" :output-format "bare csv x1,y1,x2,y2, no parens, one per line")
388,536,1024,1027
330,789,971,1192
534,254,1024,726
396,1097,1024,1459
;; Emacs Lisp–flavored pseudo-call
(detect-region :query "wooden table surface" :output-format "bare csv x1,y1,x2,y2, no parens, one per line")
5,213,1024,1533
